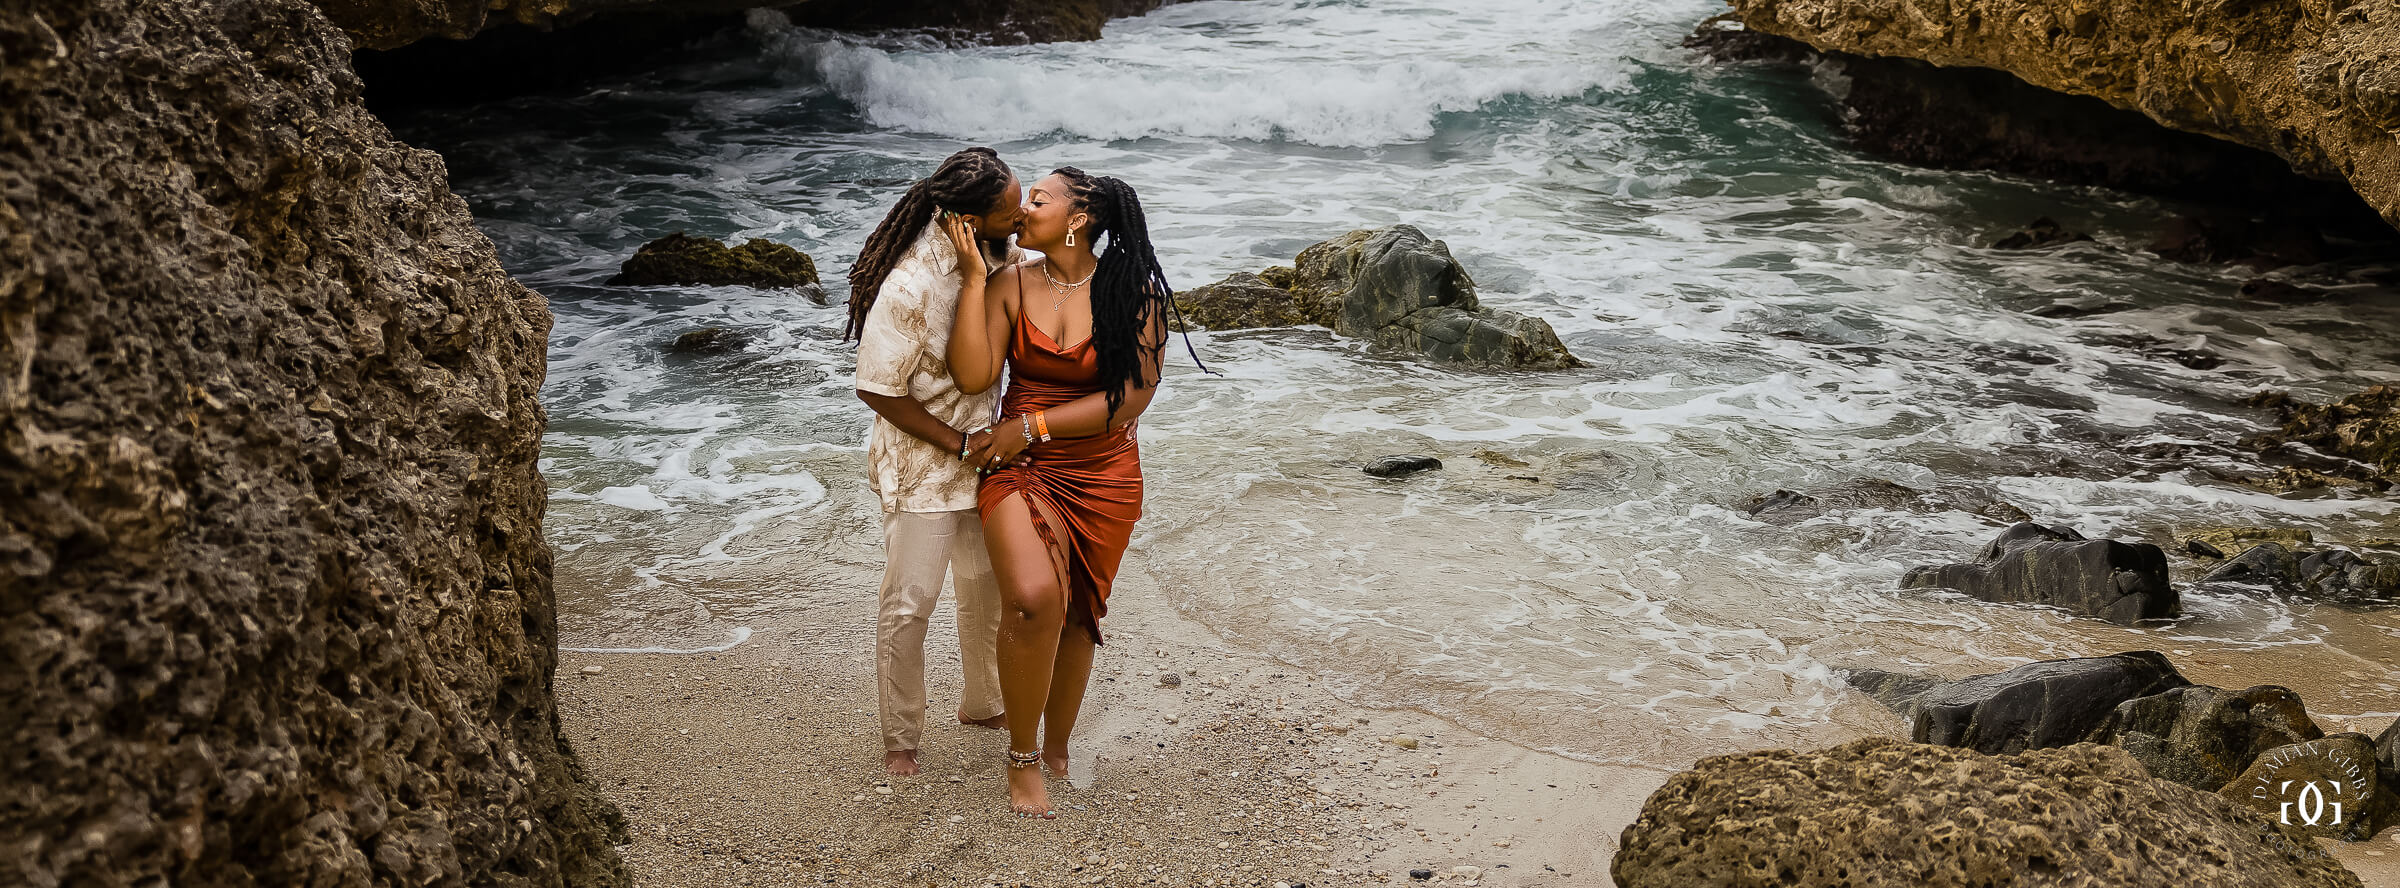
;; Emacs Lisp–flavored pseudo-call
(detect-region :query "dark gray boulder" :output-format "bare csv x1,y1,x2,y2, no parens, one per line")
1175,226,1585,370
2083,685,2323,792
1613,737,2361,888
2200,542,2400,602
1845,651,2191,755
1364,455,1443,478
1901,522,2178,625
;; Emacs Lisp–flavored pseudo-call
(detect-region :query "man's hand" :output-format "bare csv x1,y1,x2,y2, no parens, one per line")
966,423,1031,474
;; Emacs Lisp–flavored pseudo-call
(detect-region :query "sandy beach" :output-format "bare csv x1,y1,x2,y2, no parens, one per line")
556,558,2400,888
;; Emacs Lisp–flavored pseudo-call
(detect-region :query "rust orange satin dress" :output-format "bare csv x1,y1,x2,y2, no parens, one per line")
977,274,1143,645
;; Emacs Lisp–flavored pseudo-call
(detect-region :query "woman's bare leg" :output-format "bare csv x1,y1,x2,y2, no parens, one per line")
1041,624,1096,780
983,493,1070,814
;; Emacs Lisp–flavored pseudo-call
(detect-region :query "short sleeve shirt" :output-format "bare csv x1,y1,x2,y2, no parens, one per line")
853,220,1017,513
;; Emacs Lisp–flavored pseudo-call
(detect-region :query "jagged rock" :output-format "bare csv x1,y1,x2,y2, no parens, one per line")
608,232,822,292
1735,479,2028,527
2028,296,2132,319
2376,720,2400,835
2183,527,2314,561
782,0,1180,46
2201,543,2400,602
1900,523,2178,625
1992,216,2093,250
1723,0,2400,234
2222,734,2383,841
319,0,1176,51
1174,226,1585,370
1613,737,2361,888
668,326,754,355
2203,543,2309,593
1845,651,2190,755
1171,271,1338,330
1364,455,1443,479
2246,386,2400,485
2085,685,2324,792
0,1,625,885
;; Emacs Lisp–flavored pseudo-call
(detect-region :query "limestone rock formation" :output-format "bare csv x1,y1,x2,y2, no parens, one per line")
1846,651,2190,755
608,232,822,294
1613,737,2361,888
1175,226,1585,370
1,1,624,885
2084,685,2324,792
1900,522,2179,625
1724,0,2400,232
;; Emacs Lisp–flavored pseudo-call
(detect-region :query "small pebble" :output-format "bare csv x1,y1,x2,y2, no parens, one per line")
949,815,965,823
875,786,892,795
850,795,865,802
1389,735,1420,750
579,665,603,675
1452,865,1482,879
1159,672,1183,687
1409,868,1433,881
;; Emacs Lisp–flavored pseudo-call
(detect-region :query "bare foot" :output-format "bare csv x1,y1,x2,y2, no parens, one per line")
1042,743,1070,783
884,749,920,776
1006,757,1053,817
957,709,1006,729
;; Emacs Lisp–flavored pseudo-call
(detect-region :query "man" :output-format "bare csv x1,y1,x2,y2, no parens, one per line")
848,147,1026,775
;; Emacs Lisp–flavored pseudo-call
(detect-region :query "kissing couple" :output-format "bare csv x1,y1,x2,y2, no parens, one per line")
846,147,1185,818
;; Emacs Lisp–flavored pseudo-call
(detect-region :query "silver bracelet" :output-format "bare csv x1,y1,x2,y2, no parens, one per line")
1020,416,1035,446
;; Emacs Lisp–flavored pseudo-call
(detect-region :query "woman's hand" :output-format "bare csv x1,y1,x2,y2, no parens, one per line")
941,211,988,282
966,420,1032,474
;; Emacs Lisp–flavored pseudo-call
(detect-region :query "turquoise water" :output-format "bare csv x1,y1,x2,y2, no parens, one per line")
388,0,2400,767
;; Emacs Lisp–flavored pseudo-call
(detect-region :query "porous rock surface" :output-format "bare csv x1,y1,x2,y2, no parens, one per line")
1613,736,2362,888
0,1,624,885
1724,0,2400,231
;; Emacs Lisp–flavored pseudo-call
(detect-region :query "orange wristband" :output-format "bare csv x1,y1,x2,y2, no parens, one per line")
1033,411,1051,442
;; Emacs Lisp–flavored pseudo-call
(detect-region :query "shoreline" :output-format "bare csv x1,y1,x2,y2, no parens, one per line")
556,559,2400,886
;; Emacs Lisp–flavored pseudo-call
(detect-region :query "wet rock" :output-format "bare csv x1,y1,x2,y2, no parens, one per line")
1,1,626,885
2245,386,2400,485
608,232,822,293
2186,538,2227,559
1735,479,2028,526
2084,685,2323,792
2148,213,2328,269
2028,296,2132,319
1845,651,2190,755
1900,523,2179,625
1721,0,2400,234
2241,278,2336,304
2221,734,2383,841
2202,542,2308,593
1176,226,1584,370
782,0,1181,46
1613,737,2359,888
669,326,755,355
1171,271,1337,331
2183,526,2314,561
2376,720,2400,835
1682,13,1812,63
1991,217,2093,250
1365,456,1443,479
2201,543,2400,603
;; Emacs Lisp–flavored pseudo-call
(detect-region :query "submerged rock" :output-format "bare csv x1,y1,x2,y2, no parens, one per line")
669,326,755,355
609,232,822,293
1991,216,2093,250
1,0,626,884
2084,685,2324,793
1900,523,2178,625
1365,455,1443,479
2198,543,2400,603
2241,278,2336,304
2182,526,2315,560
1846,651,2190,755
1735,478,2028,527
1613,737,2360,888
2246,386,2400,486
1175,226,1585,370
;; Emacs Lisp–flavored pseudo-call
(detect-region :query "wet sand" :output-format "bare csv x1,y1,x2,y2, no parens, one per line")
557,564,2400,886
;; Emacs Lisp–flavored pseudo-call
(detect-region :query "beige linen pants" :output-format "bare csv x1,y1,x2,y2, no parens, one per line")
877,508,1005,752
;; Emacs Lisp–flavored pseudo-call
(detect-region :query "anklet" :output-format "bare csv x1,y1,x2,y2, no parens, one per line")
1006,749,1043,769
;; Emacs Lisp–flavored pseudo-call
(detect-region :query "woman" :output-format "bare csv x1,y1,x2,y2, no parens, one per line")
944,167,1172,817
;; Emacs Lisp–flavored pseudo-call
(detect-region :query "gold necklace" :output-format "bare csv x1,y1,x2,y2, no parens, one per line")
1039,260,1096,314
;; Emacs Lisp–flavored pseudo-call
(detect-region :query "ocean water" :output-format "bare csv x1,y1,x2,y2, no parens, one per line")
386,0,2400,767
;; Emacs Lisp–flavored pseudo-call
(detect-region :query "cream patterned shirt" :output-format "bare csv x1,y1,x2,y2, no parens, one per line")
854,220,1017,513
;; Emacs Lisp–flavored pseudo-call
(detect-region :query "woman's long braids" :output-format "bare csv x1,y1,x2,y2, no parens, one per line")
1053,167,1212,423
844,147,1015,341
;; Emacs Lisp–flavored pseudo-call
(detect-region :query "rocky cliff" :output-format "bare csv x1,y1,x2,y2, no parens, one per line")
1,1,624,885
321,0,1177,50
1725,0,2400,230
